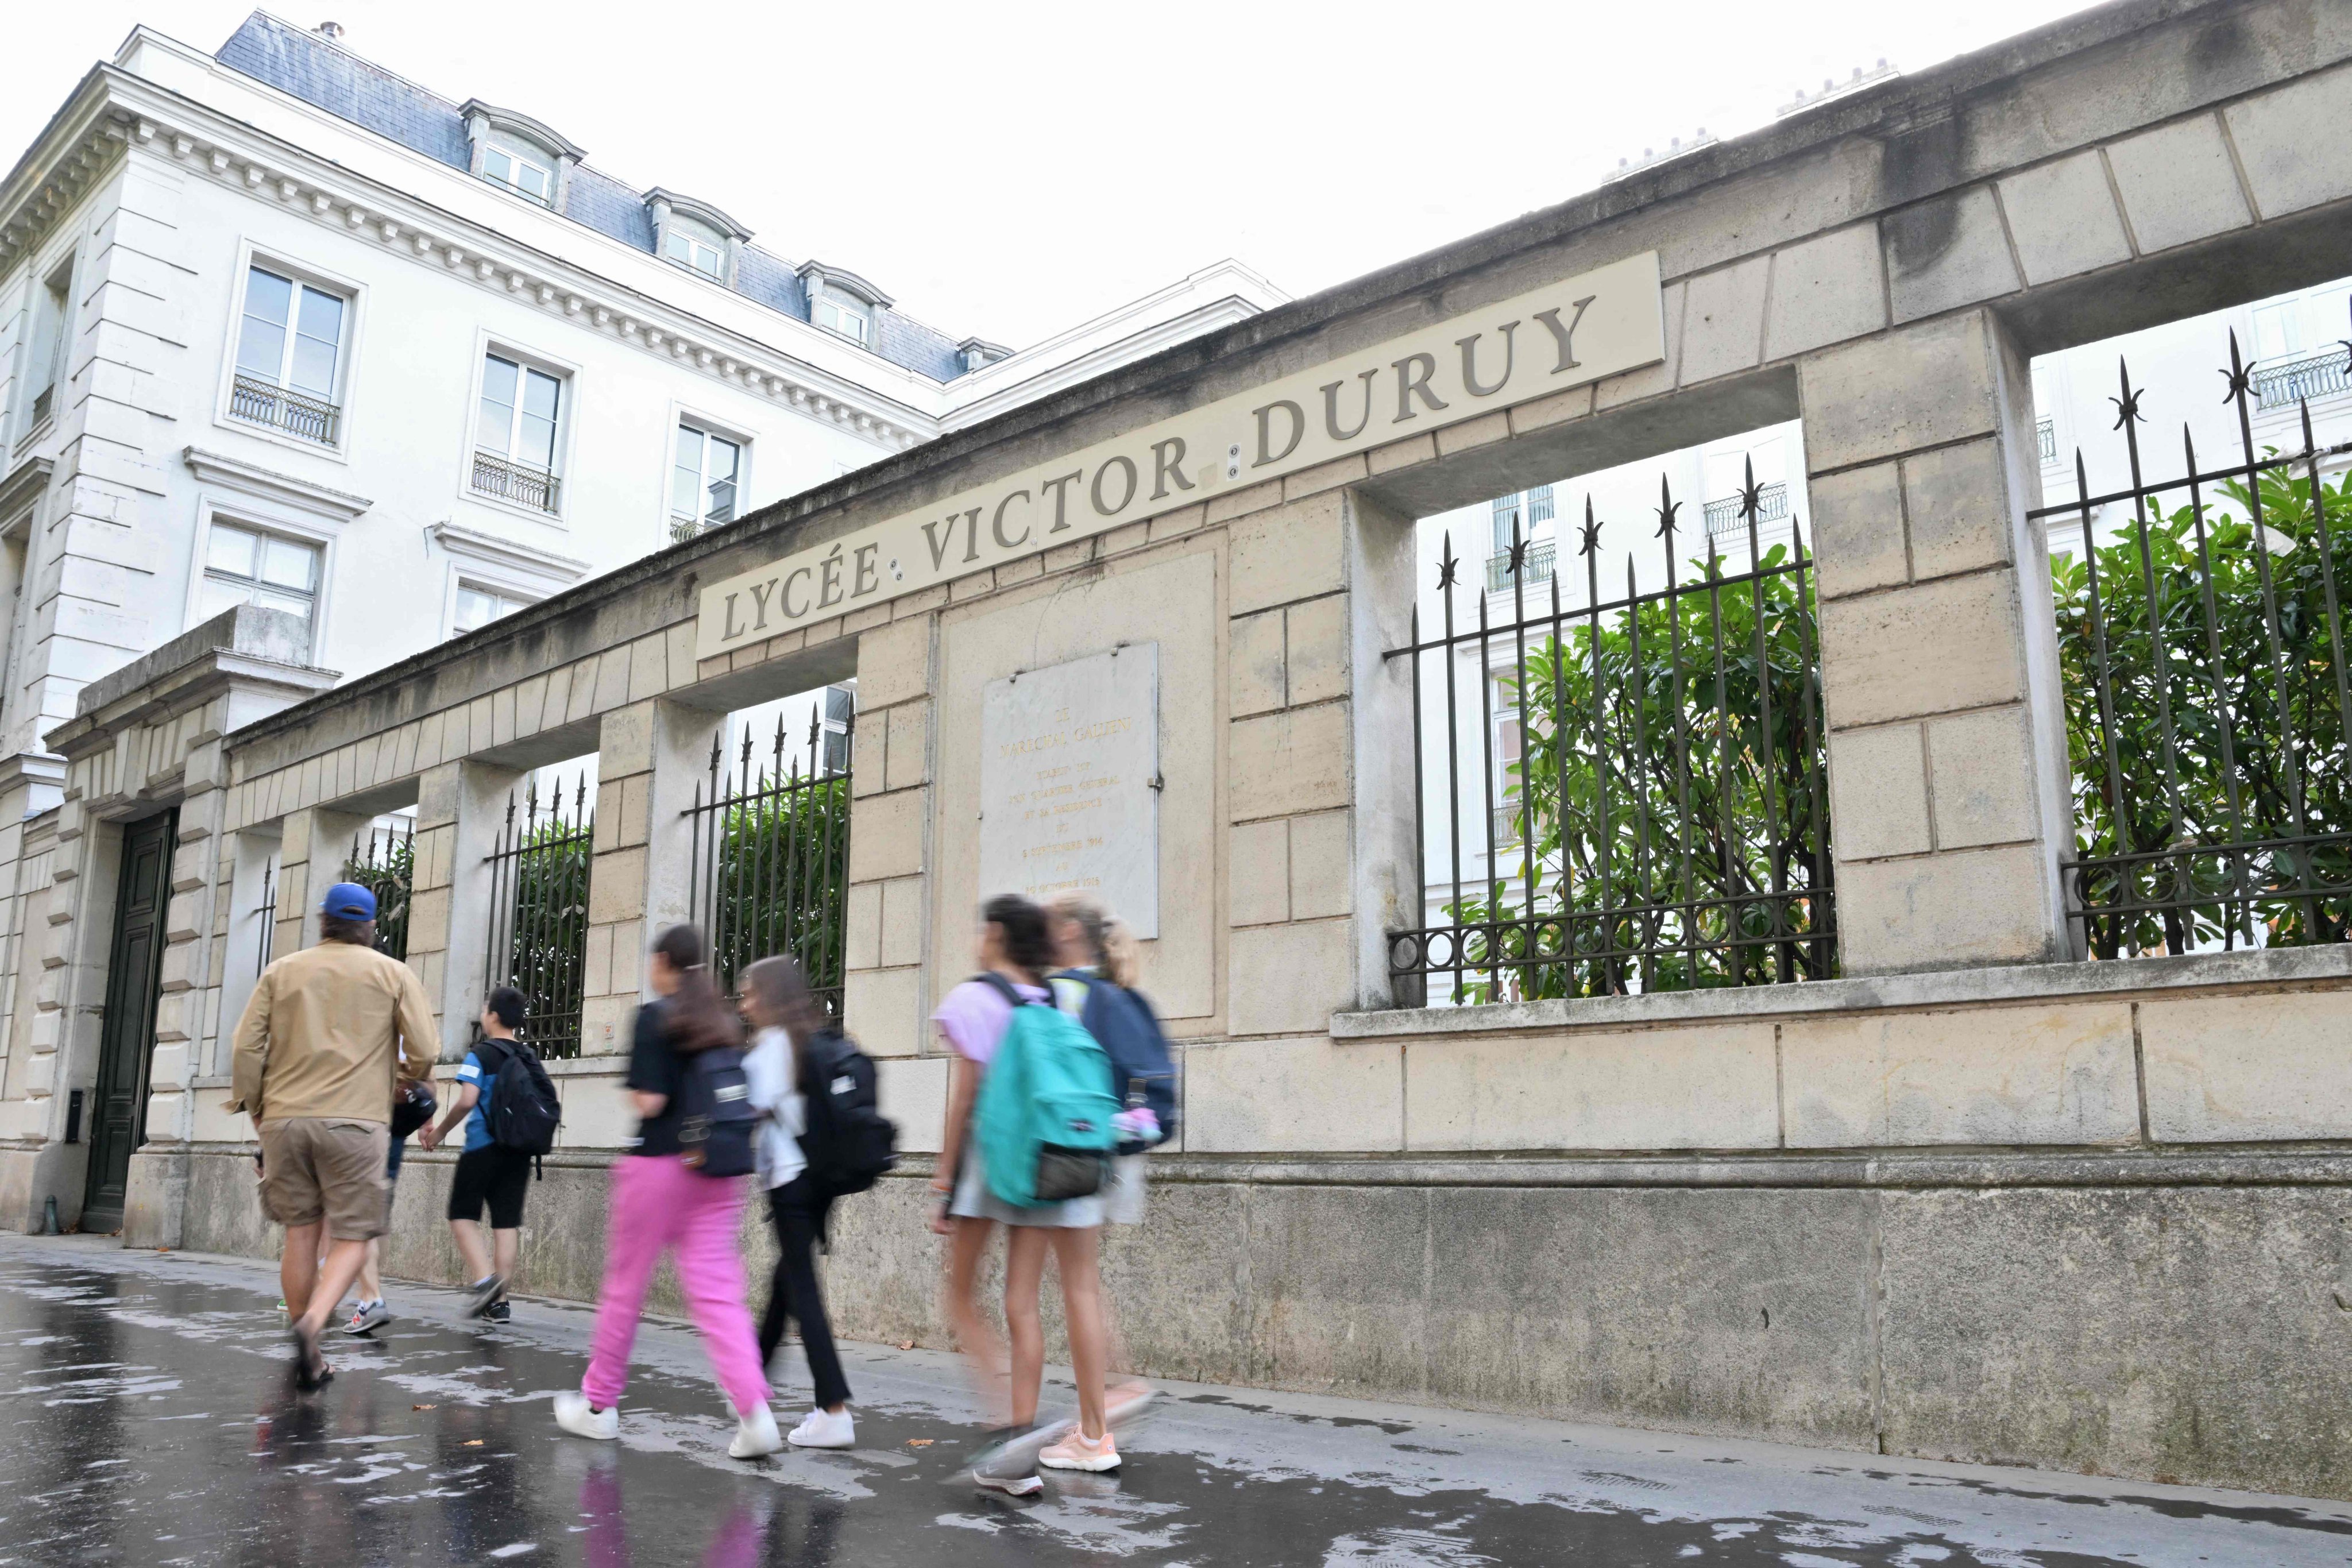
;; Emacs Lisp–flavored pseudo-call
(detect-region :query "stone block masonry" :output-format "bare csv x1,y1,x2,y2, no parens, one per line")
4,0,2351,1509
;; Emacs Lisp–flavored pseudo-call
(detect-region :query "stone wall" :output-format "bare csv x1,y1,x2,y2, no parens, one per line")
5,0,2352,1504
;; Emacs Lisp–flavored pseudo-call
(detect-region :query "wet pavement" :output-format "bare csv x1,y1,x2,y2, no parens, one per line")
2,1235,2348,1567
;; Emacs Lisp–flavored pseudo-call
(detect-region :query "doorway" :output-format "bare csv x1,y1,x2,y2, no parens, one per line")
81,811,175,1233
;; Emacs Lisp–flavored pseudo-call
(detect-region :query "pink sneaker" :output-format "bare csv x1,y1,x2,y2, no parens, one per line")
1038,1427,1120,1472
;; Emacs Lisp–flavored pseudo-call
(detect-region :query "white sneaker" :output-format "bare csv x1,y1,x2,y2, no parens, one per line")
728,1402,783,1459
553,1390,618,1440
787,1407,855,1449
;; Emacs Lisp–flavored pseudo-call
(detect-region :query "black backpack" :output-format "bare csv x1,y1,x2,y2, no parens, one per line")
677,1043,758,1179
476,1037,560,1157
797,1028,898,1196
1058,972,1178,1155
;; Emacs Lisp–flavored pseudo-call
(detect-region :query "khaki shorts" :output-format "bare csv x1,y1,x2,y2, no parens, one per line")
258,1118,391,1241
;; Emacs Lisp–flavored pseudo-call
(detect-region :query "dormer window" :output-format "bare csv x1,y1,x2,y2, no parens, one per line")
645,190,750,288
482,140,555,206
665,220,725,280
459,101,584,215
797,261,893,353
814,288,870,345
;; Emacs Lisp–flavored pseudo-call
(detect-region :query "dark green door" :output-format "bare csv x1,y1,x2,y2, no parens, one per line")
81,812,175,1233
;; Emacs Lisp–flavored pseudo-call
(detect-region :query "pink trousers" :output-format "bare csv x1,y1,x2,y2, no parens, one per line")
581,1154,769,1416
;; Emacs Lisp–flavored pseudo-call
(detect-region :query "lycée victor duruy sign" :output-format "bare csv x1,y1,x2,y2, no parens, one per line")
696,250,1663,659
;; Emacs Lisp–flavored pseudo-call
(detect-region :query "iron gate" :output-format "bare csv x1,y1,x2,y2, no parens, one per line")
481,776,593,1057
685,709,852,1019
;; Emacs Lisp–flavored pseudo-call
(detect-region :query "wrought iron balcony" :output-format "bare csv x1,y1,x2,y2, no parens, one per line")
1485,540,1557,592
2252,346,2352,409
471,450,560,514
229,372,339,445
2037,418,2057,461
28,386,52,428
1702,481,1789,535
669,515,712,544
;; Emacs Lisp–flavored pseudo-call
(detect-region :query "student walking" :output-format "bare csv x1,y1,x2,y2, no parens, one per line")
1046,891,1177,1431
419,987,542,1322
932,894,1120,1494
343,1076,434,1336
553,925,783,1459
740,956,878,1450
229,881,437,1389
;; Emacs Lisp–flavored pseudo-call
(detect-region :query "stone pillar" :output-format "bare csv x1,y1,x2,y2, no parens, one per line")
273,802,371,957
129,727,234,1243
580,699,721,1057
1801,308,2074,974
408,757,522,1060
1154,485,1408,1153
843,616,932,1057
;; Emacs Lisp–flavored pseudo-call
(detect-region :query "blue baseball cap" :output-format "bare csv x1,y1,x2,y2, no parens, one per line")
320,881,377,921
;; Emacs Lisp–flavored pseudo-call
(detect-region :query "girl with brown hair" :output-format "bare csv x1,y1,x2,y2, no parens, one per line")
554,924,783,1459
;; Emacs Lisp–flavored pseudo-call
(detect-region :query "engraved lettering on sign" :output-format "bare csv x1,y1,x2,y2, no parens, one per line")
697,252,1663,659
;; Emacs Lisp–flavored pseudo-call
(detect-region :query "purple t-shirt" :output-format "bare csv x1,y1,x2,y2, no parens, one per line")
933,977,1048,1066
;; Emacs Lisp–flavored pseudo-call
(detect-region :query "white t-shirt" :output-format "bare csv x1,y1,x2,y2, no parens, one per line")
741,1025,806,1189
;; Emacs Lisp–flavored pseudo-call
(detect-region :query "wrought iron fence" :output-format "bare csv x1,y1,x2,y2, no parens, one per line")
2253,346,2352,410
685,710,853,1019
1485,540,1557,592
1388,467,1835,1003
470,450,561,513
2042,337,2352,957
481,776,593,1057
1703,481,1787,535
254,860,277,971
229,372,341,445
342,822,415,962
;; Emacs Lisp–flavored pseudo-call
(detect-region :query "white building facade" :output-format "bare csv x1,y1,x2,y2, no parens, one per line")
0,13,1283,814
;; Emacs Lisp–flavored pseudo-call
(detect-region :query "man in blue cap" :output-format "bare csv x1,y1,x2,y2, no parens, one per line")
229,879,437,1390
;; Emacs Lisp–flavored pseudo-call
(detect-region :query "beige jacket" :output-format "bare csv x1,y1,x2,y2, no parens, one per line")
228,940,437,1125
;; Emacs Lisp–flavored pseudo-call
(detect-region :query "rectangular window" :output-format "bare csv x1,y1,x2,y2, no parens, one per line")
2253,300,2301,362
452,582,529,636
472,353,564,513
665,230,723,279
669,423,743,539
20,258,72,433
814,291,870,345
481,145,554,205
199,521,321,640
229,264,346,444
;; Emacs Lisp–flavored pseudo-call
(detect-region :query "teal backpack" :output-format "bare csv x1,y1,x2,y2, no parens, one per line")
971,973,1121,1207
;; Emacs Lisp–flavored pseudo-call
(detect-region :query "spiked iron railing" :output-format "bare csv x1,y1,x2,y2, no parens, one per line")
254,860,277,971
481,776,593,1057
685,708,853,1019
342,822,416,961
1387,462,1834,1004
2042,329,2352,957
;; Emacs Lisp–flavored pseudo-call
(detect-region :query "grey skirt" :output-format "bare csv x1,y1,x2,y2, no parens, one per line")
948,1142,1106,1229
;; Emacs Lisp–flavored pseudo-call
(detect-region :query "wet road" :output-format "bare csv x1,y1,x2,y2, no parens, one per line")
2,1236,2349,1567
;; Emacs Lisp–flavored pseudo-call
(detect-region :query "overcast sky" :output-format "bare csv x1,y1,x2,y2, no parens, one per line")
10,0,2096,349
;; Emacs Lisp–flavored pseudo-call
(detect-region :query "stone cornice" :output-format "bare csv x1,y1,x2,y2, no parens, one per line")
799,259,893,310
645,187,751,242
0,68,936,451
182,446,373,519
426,520,591,588
457,99,587,164
0,454,55,527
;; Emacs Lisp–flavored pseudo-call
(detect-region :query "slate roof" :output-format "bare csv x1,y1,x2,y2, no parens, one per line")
213,11,967,383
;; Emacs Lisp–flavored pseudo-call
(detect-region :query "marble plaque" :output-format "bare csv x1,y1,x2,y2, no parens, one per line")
979,644,1160,938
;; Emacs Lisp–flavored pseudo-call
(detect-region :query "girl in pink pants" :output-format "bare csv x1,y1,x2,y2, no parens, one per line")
554,925,783,1459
